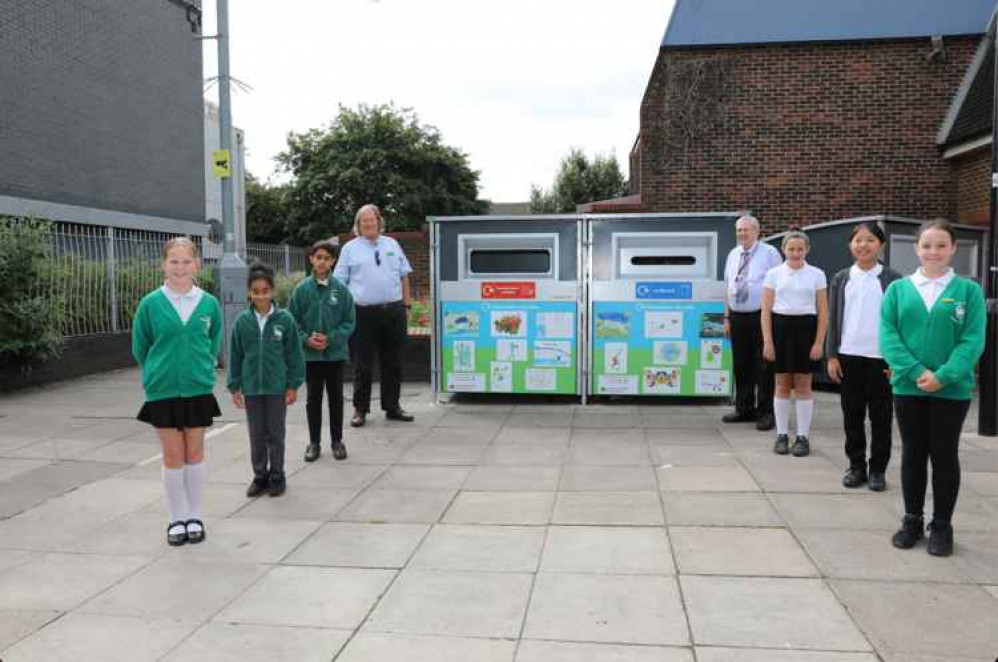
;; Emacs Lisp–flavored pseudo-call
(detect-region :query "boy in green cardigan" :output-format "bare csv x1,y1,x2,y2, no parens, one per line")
288,240,356,461
880,220,986,557
227,262,305,497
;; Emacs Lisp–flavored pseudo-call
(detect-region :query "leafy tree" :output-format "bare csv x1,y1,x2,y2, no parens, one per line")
278,104,487,242
530,148,628,213
245,174,291,244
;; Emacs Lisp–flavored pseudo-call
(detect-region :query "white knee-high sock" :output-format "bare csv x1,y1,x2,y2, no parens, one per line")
162,466,189,523
774,398,791,435
184,461,205,521
796,399,814,437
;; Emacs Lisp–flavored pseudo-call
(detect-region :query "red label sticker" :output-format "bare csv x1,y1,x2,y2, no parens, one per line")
481,281,536,299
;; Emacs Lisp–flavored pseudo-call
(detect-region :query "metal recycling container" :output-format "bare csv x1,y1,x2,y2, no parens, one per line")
429,215,583,399
587,213,740,398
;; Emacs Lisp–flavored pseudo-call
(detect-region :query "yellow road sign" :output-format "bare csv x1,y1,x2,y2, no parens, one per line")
212,149,231,178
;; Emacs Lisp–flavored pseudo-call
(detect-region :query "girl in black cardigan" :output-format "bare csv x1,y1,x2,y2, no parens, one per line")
825,222,902,491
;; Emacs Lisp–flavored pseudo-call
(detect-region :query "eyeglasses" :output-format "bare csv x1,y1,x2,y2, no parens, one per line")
374,250,381,267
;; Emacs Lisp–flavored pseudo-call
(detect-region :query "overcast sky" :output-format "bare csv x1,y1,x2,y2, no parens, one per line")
201,1,674,202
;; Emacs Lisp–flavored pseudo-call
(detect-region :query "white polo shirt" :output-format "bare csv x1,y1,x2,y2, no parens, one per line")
161,283,204,324
763,262,827,315
840,264,883,358
910,268,955,312
723,241,783,312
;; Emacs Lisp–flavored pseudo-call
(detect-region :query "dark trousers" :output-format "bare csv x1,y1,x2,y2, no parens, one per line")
245,394,286,482
838,354,893,474
894,395,970,524
730,311,774,416
352,302,406,414
306,361,344,445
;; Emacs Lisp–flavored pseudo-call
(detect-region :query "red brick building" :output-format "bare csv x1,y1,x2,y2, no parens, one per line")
627,0,998,235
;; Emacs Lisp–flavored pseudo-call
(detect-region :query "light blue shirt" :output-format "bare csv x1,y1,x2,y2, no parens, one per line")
333,235,412,306
723,241,782,312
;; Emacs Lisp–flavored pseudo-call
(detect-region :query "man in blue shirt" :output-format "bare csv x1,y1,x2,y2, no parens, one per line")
334,204,415,427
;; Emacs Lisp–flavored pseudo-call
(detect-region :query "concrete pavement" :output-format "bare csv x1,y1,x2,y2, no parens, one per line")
0,368,996,661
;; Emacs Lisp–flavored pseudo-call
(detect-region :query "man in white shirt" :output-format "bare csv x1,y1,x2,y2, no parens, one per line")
722,215,782,430
334,204,415,427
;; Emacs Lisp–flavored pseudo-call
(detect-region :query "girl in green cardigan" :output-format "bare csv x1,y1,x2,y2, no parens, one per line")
880,220,986,557
132,237,222,547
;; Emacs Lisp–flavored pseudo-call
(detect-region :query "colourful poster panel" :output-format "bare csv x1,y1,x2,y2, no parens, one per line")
591,301,732,397
441,301,577,394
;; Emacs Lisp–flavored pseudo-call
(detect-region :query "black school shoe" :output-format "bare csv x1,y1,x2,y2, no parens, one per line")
185,519,206,544
268,477,286,497
246,479,269,498
868,472,887,492
891,514,924,549
791,435,810,457
773,434,790,455
385,408,414,422
927,521,954,557
304,443,321,462
755,413,775,431
842,467,867,488
722,411,757,423
167,521,188,546
332,441,348,461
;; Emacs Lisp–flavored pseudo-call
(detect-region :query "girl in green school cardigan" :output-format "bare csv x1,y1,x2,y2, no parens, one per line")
132,237,223,547
880,220,986,557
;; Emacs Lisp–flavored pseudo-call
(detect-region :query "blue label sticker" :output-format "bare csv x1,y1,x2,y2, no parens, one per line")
635,282,692,300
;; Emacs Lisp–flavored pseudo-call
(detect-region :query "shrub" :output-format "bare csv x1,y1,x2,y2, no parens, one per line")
276,271,306,307
0,218,65,368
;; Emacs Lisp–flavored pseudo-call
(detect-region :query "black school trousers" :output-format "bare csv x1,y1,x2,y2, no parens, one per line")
306,361,344,445
729,310,774,416
838,354,893,474
894,395,971,524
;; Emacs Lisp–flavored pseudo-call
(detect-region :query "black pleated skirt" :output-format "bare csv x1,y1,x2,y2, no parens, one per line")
772,313,821,374
137,394,221,430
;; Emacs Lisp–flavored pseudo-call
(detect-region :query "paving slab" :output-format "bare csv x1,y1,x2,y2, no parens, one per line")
0,458,50,481
183,517,322,563
552,491,665,525
369,464,473,491
0,613,194,662
216,565,396,629
0,609,61,652
290,462,387,489
0,460,129,517
161,622,351,662
658,466,760,492
567,440,652,466
233,485,358,521
541,526,674,575
653,445,739,467
0,552,150,611
398,443,487,465
516,640,694,662
462,465,561,491
337,632,515,662
80,557,267,624
696,649,877,662
671,527,818,577
493,427,571,444
335,489,455,524
681,576,871,651
523,573,689,646
796,529,973,583
442,491,553,525
364,569,532,638
410,524,545,572
663,492,784,527
559,465,657,491
481,443,568,465
831,579,998,659
283,522,429,568
769,493,899,530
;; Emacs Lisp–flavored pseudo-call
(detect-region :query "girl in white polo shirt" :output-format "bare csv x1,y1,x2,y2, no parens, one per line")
761,230,829,457
826,222,902,491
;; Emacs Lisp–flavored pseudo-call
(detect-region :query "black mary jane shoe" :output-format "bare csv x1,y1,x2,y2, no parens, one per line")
167,521,188,547
185,518,206,545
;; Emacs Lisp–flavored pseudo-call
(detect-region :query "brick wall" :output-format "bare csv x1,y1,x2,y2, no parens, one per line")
951,146,991,225
0,0,205,222
638,38,980,235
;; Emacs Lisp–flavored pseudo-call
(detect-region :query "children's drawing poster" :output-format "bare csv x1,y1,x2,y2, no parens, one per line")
591,301,731,396
441,301,576,394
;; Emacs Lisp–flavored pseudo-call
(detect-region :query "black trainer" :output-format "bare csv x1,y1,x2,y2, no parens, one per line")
842,467,867,488
773,434,790,455
927,521,954,557
304,443,321,462
332,441,348,461
891,514,924,549
868,472,887,492
791,435,810,457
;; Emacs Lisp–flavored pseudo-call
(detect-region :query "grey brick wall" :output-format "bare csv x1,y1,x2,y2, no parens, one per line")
0,0,205,223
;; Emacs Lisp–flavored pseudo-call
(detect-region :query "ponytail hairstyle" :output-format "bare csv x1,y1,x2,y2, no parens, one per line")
246,260,275,289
